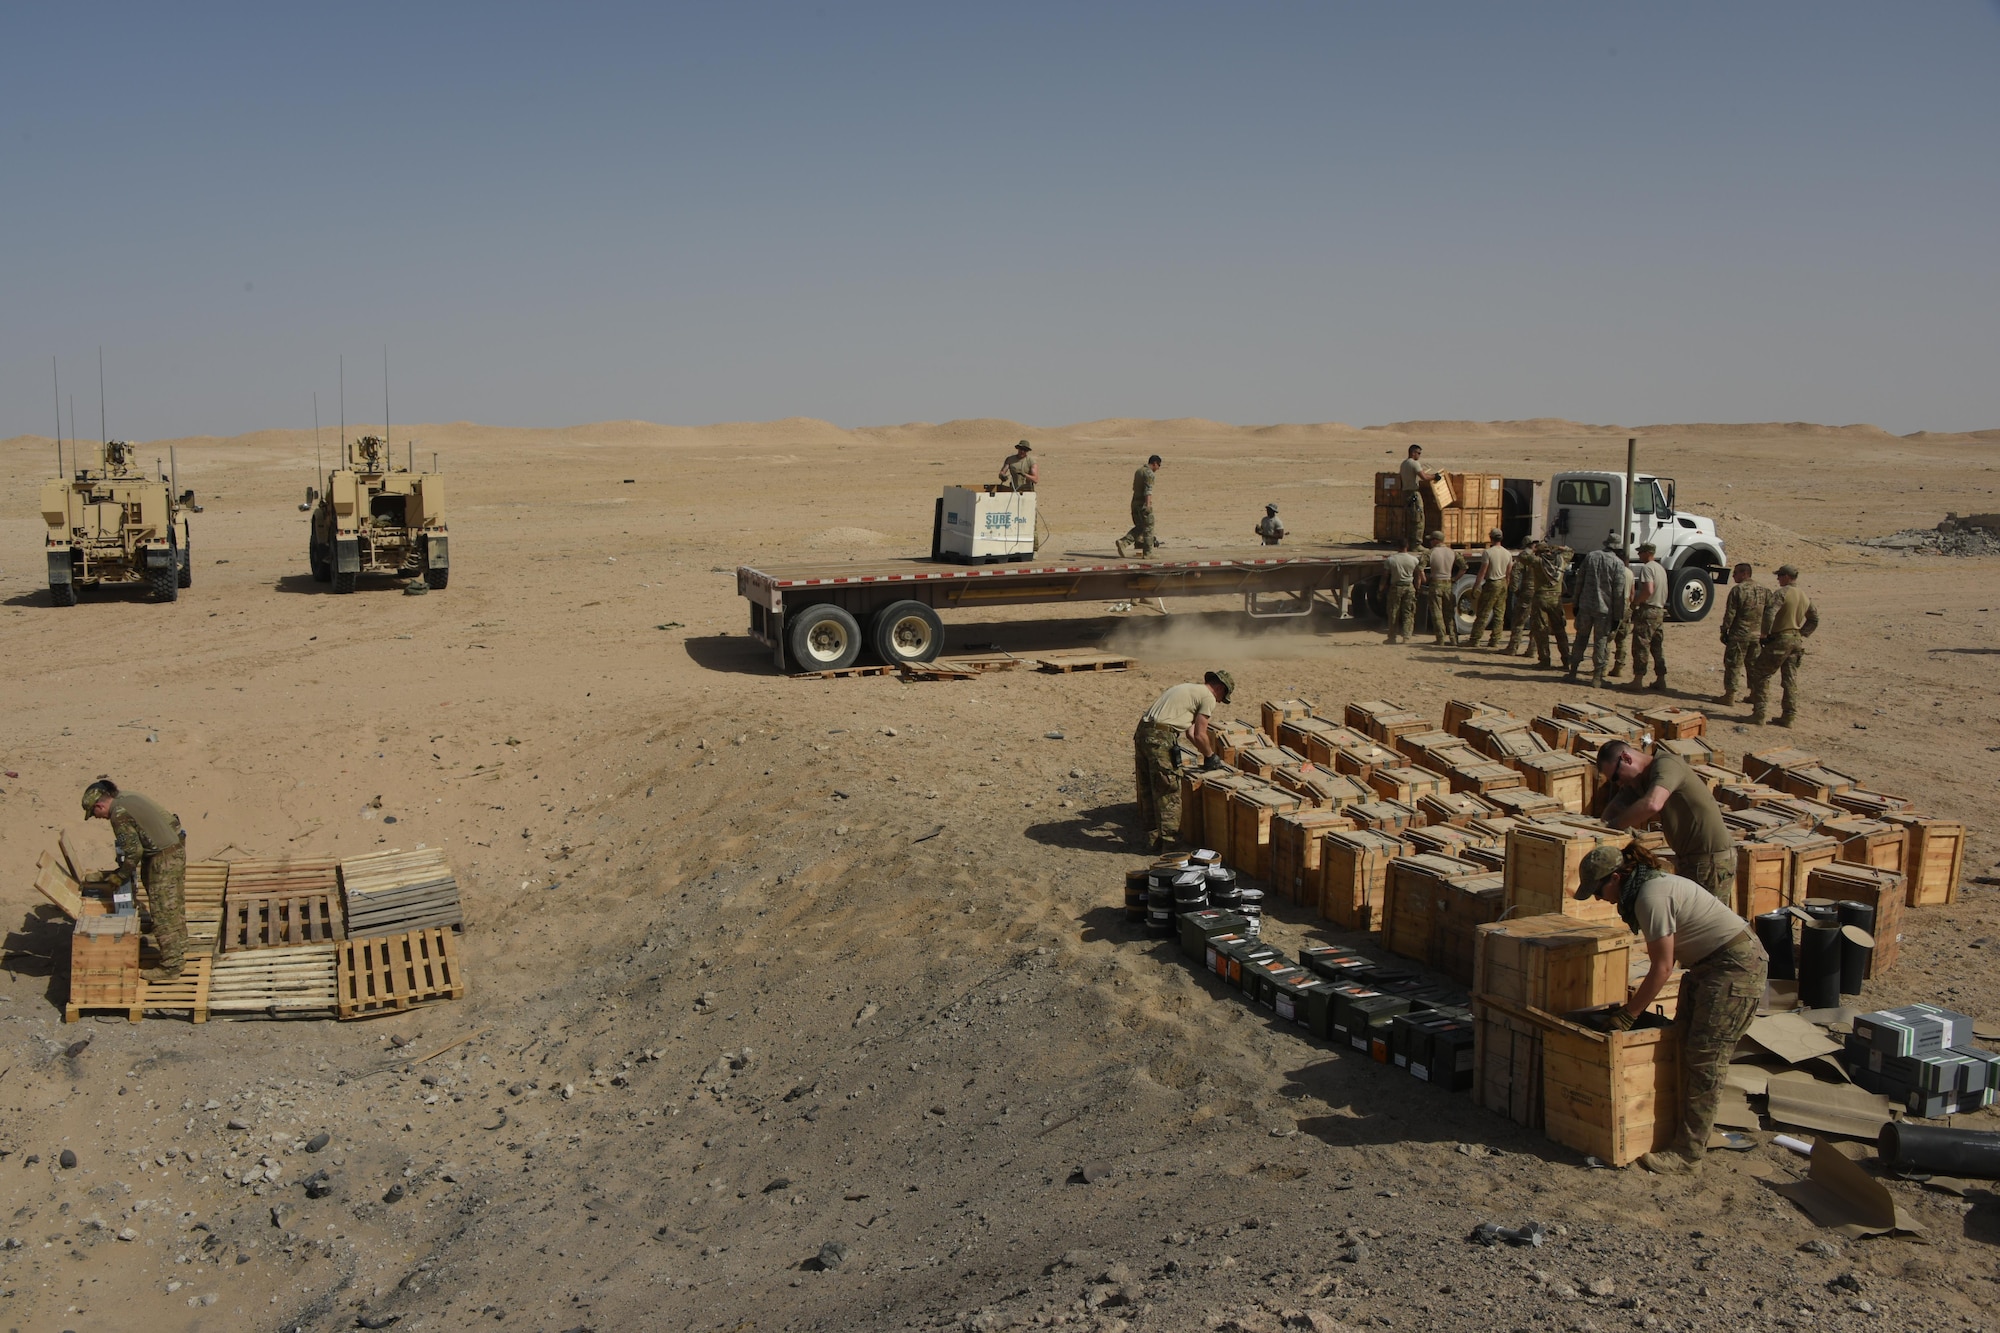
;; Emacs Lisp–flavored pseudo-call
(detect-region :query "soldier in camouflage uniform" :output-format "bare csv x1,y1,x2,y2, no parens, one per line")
1133,670,1234,851
1748,564,1818,727
1627,543,1670,691
1525,541,1572,668
1576,844,1765,1175
1502,540,1534,655
1468,529,1511,649
1607,557,1635,677
1716,563,1771,706
84,777,188,981
1117,456,1162,557
1382,539,1420,644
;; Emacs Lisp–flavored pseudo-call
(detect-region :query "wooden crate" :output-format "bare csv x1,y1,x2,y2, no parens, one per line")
1474,995,1545,1130
1511,751,1590,813
1887,814,1965,907
1822,817,1908,878
1261,698,1315,740
1395,728,1462,765
1367,711,1430,748
1503,821,1627,923
1345,699,1411,736
1484,788,1567,821
67,915,142,1021
1176,770,1209,845
1743,746,1818,784
1541,1007,1682,1167
225,891,344,951
1331,740,1404,779
1715,781,1786,811
1690,762,1744,791
1656,736,1720,768
1552,700,1614,724
1830,788,1910,818
1210,719,1264,762
1383,856,1499,983
1272,810,1357,905
1474,915,1633,1014
1468,815,1522,843
1229,785,1305,882
1318,829,1406,931
35,850,84,918
1805,862,1906,976
1345,799,1421,833
1274,767,1372,810
1723,807,1796,840
340,847,464,936
1735,840,1791,918
1637,706,1707,742
1444,699,1511,737
1367,764,1449,804
337,927,466,1018
1234,744,1305,779
1464,718,1548,763
1408,823,1492,858
1447,759,1527,797
205,943,339,1014
134,957,215,1023
1762,796,1842,828
1198,773,1260,853
1298,723,1378,768
1531,716,1596,752
1417,790,1497,828
1758,825,1841,905
1276,715,1341,755
1775,763,1858,802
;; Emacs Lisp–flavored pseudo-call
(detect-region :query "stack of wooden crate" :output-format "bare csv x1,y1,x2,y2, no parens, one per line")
1371,471,1506,545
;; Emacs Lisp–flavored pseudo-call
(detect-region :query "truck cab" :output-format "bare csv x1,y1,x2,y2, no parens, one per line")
1547,470,1727,621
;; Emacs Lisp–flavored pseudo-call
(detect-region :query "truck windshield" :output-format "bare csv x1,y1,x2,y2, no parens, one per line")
1556,479,1610,507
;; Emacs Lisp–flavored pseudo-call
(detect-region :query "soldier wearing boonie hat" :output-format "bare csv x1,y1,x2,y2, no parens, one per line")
1575,844,1765,1176
1254,504,1286,546
1133,669,1235,853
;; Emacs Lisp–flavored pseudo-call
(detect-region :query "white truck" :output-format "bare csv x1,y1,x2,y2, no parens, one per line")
1544,469,1729,621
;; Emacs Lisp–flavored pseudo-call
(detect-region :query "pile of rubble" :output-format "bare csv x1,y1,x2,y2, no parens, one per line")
1855,514,2000,557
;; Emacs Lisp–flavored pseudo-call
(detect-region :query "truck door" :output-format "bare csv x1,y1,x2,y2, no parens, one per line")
1631,478,1672,555
1552,476,1615,550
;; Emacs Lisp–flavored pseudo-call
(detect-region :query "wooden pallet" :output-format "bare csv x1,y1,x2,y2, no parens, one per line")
939,652,1029,672
1035,649,1135,673
340,848,463,935
897,660,981,681
337,928,466,1018
225,891,344,951
132,956,217,1023
797,664,895,679
181,862,230,954
206,944,340,1014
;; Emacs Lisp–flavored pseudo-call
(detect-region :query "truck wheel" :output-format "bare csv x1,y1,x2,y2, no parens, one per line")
1667,567,1714,623
786,604,862,671
177,542,193,589
869,600,943,665
1451,572,1479,637
310,540,332,583
150,562,179,603
424,565,449,590
332,569,358,595
49,580,78,607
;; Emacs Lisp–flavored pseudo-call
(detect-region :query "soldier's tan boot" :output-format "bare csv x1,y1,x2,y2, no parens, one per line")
1774,715,1795,729
1717,692,1737,706
1747,712,1765,726
141,965,183,983
1639,1148,1696,1176
1652,676,1667,691
1115,539,1130,558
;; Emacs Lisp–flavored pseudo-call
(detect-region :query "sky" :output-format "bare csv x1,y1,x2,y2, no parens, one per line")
3,2,1997,439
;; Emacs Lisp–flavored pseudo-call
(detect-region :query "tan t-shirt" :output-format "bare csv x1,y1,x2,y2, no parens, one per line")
1426,545,1457,582
1636,559,1668,608
1638,751,1733,857
1141,682,1217,730
1479,544,1512,584
1385,551,1420,587
1399,458,1424,494
1630,872,1748,964
1766,585,1815,635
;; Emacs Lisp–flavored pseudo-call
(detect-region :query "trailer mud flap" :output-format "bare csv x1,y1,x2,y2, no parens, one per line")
142,546,173,569
426,534,449,570
335,538,362,574
47,549,74,585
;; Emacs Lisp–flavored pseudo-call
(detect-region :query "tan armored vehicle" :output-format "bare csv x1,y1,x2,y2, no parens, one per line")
306,435,448,593
41,440,196,606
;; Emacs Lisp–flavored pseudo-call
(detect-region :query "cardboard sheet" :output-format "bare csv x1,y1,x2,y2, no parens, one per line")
1713,1086,1760,1130
1746,1012,1842,1065
1725,1059,1786,1097
1767,1070,1896,1138
1774,1139,1925,1239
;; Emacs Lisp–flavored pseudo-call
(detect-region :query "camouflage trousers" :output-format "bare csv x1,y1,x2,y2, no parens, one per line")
1426,583,1459,644
1675,930,1766,1158
1529,594,1569,666
1609,616,1630,674
1133,721,1184,850
1721,635,1759,697
1504,586,1530,651
1405,494,1424,542
1568,611,1615,681
1679,850,1736,906
142,844,188,972
1748,630,1804,720
1469,581,1505,646
1124,501,1157,555
1631,606,1667,682
1385,585,1416,640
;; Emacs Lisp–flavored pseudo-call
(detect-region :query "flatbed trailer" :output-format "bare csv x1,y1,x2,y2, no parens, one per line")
737,547,1395,673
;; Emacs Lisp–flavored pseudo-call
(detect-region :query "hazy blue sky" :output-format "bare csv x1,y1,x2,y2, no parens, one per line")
4,2,1996,439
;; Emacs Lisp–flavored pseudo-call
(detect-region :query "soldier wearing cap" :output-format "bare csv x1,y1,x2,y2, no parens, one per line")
82,777,188,981
1254,504,1286,546
1117,455,1163,558
1382,537,1420,645
1715,563,1770,706
1422,530,1463,646
1596,739,1735,903
1133,670,1234,852
999,441,1038,493
1627,542,1670,691
1575,843,1766,1175
1748,564,1818,727
1468,528,1511,649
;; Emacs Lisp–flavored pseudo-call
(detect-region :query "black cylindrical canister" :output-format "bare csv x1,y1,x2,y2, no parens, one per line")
1756,910,1796,981
1797,922,1841,1009
1800,898,1840,927
1879,1122,2000,1180
1836,900,1876,935
1237,888,1265,939
1125,869,1149,922
1838,924,1875,997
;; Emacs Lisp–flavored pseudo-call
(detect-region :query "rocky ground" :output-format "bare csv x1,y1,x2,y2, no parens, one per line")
2,417,1997,1333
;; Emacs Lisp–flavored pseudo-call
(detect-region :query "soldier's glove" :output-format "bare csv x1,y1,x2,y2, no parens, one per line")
1202,754,1224,772
1605,1008,1639,1031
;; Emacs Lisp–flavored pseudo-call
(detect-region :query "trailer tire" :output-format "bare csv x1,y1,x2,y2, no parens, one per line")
332,568,358,595
150,562,179,603
50,580,78,607
310,539,333,583
177,541,193,589
787,604,862,671
1668,566,1714,623
869,600,943,665
424,565,449,591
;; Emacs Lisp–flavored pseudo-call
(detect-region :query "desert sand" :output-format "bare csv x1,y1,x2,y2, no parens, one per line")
1,416,1997,1332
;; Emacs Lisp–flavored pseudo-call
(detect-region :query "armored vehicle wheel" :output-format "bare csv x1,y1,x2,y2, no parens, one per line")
50,580,78,607
1667,566,1714,623
177,542,192,589
332,568,358,594
786,604,862,671
150,563,179,603
868,600,943,665
424,565,449,591
310,540,333,583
